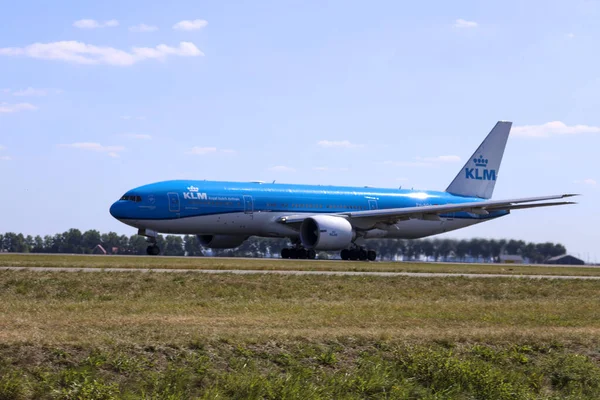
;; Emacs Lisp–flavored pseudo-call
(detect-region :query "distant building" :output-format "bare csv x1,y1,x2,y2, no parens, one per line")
92,244,107,255
498,254,524,264
545,254,585,265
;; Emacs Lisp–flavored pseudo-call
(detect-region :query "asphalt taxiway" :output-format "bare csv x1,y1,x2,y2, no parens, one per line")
1,266,600,280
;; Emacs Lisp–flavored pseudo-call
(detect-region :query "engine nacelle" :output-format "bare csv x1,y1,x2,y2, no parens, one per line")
196,234,248,249
300,215,354,250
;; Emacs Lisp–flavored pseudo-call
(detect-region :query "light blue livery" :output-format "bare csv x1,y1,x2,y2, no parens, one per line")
110,121,577,260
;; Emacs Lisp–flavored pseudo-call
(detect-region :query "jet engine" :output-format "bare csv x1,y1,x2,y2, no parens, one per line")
196,234,248,249
300,215,354,250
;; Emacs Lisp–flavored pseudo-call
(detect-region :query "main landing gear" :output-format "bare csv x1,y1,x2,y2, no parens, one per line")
280,243,377,261
340,247,377,261
280,247,317,259
146,244,160,256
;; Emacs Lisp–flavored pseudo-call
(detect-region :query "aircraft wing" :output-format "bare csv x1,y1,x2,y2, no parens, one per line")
276,194,578,226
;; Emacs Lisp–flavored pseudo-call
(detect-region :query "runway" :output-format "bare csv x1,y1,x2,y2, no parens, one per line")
2,266,600,280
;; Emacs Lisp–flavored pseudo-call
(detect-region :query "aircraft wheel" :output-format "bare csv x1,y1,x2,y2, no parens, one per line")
307,249,317,260
349,249,359,261
340,249,349,260
281,248,290,259
367,250,377,261
289,248,298,259
297,248,308,259
359,249,368,261
147,245,160,256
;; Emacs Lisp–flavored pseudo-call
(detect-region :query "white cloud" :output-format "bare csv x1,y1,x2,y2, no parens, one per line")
574,178,597,186
566,33,575,39
0,102,38,113
12,87,48,96
512,121,600,138
186,147,236,155
73,19,119,29
58,142,125,157
122,133,152,140
317,140,363,149
269,165,296,172
454,19,478,28
383,160,432,168
129,24,158,32
0,41,203,66
312,166,350,172
0,156,11,161
3,87,62,96
382,155,460,168
187,147,217,155
173,19,208,31
416,155,461,163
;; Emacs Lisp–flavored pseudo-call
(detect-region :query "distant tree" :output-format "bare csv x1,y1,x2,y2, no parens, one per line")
101,232,121,254
63,228,84,254
437,239,455,262
0,229,572,263
82,230,101,253
455,240,470,262
183,235,204,256
155,235,166,254
489,239,506,262
420,240,435,261
42,235,55,252
31,235,45,253
164,235,184,256
1,232,28,253
128,235,148,255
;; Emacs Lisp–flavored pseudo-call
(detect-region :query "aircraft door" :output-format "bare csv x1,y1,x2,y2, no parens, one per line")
168,192,180,213
243,195,254,214
368,200,378,210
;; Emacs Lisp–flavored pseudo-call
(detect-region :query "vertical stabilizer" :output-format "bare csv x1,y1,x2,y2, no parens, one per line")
445,121,512,199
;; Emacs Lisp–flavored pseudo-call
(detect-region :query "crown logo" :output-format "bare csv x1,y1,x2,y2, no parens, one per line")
473,155,488,167
187,185,199,192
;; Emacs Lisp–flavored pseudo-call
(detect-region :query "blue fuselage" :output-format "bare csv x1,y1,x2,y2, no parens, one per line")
109,180,507,231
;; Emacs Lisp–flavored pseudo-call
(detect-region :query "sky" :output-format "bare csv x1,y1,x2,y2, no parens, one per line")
1,0,599,262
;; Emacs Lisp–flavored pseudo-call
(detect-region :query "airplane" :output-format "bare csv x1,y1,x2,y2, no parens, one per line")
109,121,577,260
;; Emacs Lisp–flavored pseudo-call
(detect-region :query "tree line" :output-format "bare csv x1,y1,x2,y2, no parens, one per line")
0,229,567,263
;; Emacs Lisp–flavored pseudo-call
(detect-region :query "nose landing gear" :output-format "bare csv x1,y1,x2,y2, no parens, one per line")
146,245,160,256
139,229,160,256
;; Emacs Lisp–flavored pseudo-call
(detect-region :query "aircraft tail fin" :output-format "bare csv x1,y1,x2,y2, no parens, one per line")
445,121,512,199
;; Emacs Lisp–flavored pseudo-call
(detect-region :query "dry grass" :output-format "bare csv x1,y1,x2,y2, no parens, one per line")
2,269,600,398
1,253,599,276
2,270,600,347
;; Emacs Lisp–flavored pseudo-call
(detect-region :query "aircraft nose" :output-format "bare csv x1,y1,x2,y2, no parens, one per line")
109,201,122,220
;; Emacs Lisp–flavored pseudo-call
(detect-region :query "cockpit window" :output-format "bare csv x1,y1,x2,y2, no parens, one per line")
120,195,142,202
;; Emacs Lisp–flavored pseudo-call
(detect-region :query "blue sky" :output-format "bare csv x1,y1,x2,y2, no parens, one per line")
1,0,598,262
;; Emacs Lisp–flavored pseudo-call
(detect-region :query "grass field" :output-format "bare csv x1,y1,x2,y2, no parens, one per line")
1,266,600,399
1,253,599,276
